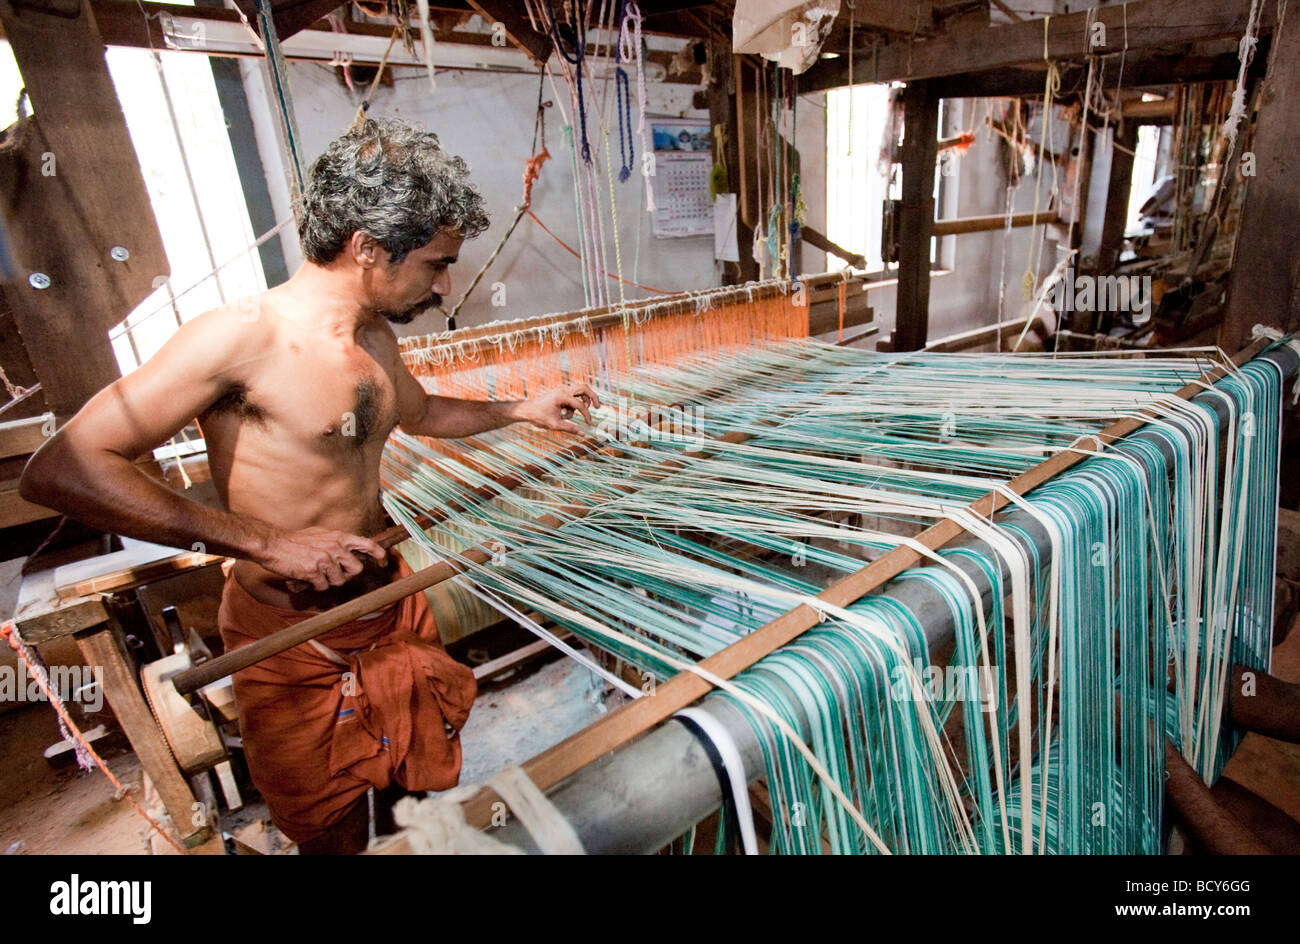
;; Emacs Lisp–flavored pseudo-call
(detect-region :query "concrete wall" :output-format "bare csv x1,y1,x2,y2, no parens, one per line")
241,56,1069,346
245,58,726,339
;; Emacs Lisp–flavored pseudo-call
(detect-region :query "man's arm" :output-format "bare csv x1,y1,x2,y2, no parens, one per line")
19,308,384,592
394,354,602,438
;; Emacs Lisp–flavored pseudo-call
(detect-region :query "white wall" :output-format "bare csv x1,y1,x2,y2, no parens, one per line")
243,57,1070,347
252,59,723,338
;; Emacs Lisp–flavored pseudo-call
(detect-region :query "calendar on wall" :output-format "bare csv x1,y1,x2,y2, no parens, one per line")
650,120,713,238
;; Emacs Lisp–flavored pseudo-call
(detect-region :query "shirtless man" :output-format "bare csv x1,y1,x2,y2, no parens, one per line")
20,117,599,853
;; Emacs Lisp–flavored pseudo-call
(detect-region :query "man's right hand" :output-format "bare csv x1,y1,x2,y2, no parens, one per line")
255,527,388,592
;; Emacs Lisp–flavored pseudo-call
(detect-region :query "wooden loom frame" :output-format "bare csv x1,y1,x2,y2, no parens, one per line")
171,284,1273,849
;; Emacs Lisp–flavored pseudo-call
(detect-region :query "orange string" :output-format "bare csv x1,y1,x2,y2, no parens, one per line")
1,620,190,855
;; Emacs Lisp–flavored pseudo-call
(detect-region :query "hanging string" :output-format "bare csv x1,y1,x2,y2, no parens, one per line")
540,0,593,164
1220,0,1265,160
2,621,189,854
618,1,655,211
1022,16,1060,300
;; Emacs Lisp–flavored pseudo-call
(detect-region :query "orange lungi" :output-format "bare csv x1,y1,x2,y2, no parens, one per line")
216,558,478,844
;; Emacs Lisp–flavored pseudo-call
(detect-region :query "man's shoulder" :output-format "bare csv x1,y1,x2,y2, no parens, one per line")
128,297,281,396
173,297,279,359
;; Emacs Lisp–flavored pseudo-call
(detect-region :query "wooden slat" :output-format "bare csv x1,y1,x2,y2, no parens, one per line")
54,541,224,601
931,211,1059,237
76,626,208,845
455,337,1273,829
472,632,571,682
13,566,111,646
0,414,52,459
0,479,57,528
807,296,872,337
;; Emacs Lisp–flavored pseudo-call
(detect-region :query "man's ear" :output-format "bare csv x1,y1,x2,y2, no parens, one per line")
350,232,386,269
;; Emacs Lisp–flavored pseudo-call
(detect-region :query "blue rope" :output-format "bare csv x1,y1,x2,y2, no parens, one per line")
542,0,593,164
616,67,634,182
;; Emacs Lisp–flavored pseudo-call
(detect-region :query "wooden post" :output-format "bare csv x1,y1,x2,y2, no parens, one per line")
76,621,208,847
707,41,747,285
894,80,939,352
1095,122,1138,275
1220,8,1300,351
0,0,170,417
1069,122,1095,254
733,56,761,283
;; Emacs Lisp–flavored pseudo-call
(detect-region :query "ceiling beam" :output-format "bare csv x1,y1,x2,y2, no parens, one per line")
268,0,345,40
462,0,552,66
845,1,935,36
801,0,1275,91
78,0,704,82
927,44,1268,98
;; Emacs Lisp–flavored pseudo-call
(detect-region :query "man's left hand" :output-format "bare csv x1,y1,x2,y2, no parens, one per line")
516,382,603,434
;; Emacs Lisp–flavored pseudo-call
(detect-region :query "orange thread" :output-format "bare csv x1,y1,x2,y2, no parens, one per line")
1,620,189,855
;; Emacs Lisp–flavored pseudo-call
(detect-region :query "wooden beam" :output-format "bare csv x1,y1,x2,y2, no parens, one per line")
801,0,1274,90
1095,122,1138,285
1122,97,1177,121
76,625,209,846
1220,7,1300,352
844,0,934,36
0,414,51,460
800,225,866,268
706,38,747,284
894,80,940,352
269,0,342,40
923,314,1045,353
931,210,1059,237
0,480,57,528
463,0,551,66
930,49,1258,98
0,0,170,416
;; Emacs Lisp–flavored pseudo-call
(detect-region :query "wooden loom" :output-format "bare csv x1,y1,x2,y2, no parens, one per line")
159,261,1296,852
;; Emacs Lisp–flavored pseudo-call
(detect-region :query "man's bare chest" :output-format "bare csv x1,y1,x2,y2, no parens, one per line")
204,343,400,453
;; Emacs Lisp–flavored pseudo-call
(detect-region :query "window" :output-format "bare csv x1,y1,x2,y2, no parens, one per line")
825,83,893,272
105,41,268,374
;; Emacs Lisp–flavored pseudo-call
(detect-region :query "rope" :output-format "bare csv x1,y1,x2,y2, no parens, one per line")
1220,0,1264,161
524,210,672,293
1022,16,1060,300
351,25,402,129
487,765,586,854
1,620,188,855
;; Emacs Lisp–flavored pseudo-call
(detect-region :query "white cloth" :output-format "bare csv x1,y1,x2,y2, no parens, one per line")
732,0,841,74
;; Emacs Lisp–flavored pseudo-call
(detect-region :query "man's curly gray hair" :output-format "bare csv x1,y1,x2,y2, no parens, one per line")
298,118,491,265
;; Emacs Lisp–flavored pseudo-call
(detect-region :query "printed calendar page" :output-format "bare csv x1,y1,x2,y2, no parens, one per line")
650,121,713,238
